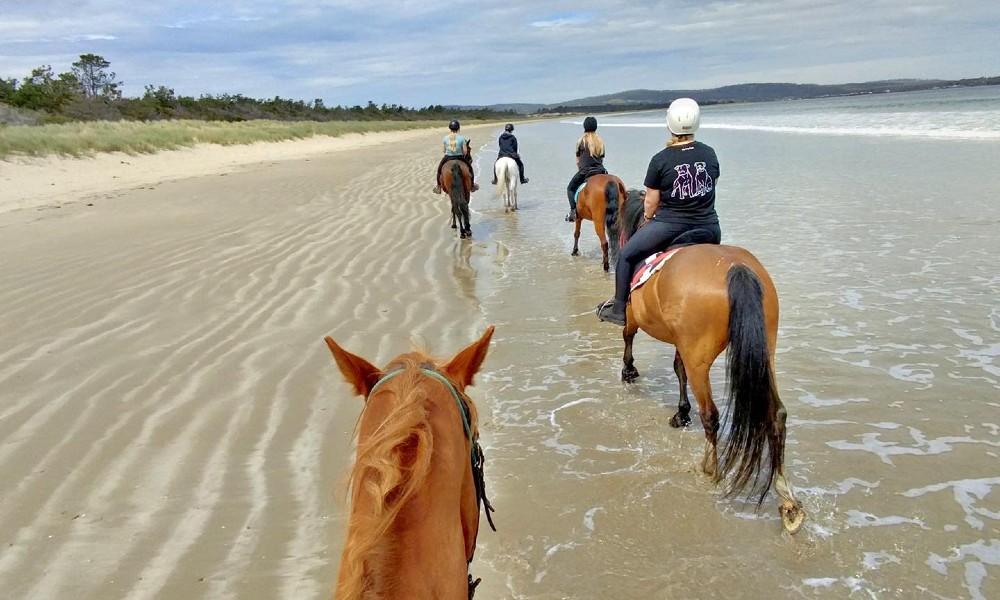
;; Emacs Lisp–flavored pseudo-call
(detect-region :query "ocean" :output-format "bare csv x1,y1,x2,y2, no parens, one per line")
463,85,1000,599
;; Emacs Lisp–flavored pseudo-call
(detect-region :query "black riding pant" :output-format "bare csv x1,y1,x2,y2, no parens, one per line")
566,168,608,209
437,155,475,185
613,220,722,303
495,152,525,181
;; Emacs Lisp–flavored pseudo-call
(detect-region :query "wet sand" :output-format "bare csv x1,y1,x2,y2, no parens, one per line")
0,127,499,599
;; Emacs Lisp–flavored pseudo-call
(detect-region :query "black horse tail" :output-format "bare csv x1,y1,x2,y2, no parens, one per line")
603,180,621,260
720,264,781,507
449,161,464,201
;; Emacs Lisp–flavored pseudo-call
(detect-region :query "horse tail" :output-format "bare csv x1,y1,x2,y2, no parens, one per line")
496,158,509,193
450,161,465,200
603,180,619,230
720,264,781,507
337,378,434,600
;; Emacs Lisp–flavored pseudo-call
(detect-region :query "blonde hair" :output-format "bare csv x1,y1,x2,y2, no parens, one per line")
446,132,458,153
667,133,694,147
577,132,605,158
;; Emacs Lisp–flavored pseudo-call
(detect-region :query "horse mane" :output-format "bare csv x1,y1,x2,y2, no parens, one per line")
336,352,478,600
615,187,647,248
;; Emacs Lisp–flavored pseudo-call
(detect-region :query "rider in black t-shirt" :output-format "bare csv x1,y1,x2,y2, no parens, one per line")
597,98,722,326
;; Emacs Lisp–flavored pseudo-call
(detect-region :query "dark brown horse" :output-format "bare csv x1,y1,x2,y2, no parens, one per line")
325,327,496,599
441,159,472,239
571,173,628,271
613,194,805,534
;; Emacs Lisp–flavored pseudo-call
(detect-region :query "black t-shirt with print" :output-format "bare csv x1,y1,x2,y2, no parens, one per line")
576,140,605,174
643,141,720,224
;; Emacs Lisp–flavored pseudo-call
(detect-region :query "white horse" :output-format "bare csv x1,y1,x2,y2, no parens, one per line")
494,156,519,213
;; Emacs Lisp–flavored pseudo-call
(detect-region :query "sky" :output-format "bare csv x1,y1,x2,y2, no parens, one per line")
2,1,999,108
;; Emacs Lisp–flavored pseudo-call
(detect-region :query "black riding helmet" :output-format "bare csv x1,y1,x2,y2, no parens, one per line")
583,116,597,132
449,119,461,131
504,123,514,132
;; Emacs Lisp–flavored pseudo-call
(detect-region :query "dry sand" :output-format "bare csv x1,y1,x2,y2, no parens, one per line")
0,126,504,599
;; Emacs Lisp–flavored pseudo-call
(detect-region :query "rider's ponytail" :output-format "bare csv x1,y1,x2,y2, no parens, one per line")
578,132,605,159
447,132,458,153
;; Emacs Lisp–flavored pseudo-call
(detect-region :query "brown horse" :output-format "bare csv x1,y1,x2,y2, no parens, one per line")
571,173,628,271
613,195,806,534
324,326,496,599
441,159,473,239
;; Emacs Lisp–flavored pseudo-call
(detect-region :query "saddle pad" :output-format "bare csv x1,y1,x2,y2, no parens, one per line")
630,247,683,292
573,182,587,204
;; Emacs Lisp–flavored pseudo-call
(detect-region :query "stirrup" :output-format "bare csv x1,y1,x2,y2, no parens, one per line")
596,300,626,326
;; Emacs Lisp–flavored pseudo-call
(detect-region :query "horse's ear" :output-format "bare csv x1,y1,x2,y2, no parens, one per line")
324,336,381,399
443,326,495,390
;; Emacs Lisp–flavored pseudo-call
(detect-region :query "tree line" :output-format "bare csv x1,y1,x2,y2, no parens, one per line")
0,54,516,125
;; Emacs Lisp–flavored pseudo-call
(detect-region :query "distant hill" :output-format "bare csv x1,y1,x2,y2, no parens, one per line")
483,76,1000,114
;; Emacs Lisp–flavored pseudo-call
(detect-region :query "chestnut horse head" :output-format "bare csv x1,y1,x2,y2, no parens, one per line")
570,173,628,272
325,326,496,599
613,192,806,534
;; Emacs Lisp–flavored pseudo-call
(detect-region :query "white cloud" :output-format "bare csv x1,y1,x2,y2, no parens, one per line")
0,1,997,106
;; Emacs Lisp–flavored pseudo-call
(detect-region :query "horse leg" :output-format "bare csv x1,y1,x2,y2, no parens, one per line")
571,218,582,256
686,360,721,481
461,196,472,238
621,322,640,383
771,398,806,534
669,350,692,428
594,216,609,272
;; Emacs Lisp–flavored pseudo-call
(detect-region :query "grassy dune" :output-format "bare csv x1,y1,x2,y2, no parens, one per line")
0,119,444,160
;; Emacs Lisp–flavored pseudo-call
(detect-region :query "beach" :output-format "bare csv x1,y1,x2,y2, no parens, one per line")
2,90,999,600
0,125,504,599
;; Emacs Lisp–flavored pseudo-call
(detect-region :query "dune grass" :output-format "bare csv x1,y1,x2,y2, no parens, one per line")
0,119,446,160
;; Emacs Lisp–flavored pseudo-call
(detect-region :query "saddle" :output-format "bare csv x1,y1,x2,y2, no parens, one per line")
629,229,719,292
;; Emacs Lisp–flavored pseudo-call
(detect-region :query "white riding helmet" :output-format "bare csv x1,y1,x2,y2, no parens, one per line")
666,97,700,135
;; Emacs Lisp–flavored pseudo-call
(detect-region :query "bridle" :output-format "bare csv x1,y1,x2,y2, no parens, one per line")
367,364,497,598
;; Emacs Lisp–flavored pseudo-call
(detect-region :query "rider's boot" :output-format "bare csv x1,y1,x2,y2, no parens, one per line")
565,207,577,222
596,299,627,326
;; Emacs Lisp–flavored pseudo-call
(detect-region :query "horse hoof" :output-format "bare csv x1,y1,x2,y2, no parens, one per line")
571,250,579,257
603,263,610,272
621,366,639,383
451,224,457,229
669,413,691,428
780,501,806,535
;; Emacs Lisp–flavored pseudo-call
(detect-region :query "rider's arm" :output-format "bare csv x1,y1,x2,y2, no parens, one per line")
643,188,660,220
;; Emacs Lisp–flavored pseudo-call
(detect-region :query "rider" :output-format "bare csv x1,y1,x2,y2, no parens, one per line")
433,119,479,194
565,116,607,222
490,123,529,185
597,98,722,326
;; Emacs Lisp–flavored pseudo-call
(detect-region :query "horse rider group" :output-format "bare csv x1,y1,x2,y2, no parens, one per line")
432,98,722,329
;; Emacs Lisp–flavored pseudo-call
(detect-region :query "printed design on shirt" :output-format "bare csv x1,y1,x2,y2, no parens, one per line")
672,162,714,199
